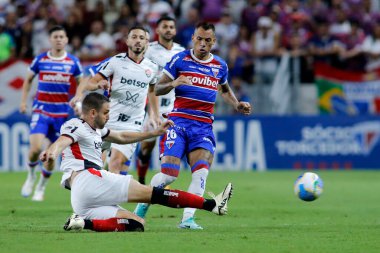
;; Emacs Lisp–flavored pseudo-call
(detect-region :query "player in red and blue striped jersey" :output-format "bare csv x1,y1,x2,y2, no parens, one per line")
20,25,83,201
134,22,251,229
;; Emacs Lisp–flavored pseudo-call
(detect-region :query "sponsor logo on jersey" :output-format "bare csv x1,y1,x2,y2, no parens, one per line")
145,69,152,77
94,141,102,149
166,140,175,149
189,75,218,88
125,91,139,102
63,65,72,72
120,77,148,88
41,73,71,82
211,68,219,77
198,67,210,72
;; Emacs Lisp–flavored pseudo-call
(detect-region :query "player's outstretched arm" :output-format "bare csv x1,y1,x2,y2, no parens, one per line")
104,120,174,144
19,72,35,114
218,83,252,115
39,136,73,163
155,74,192,96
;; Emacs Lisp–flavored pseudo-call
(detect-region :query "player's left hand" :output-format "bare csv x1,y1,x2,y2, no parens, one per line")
148,115,162,129
236,101,252,115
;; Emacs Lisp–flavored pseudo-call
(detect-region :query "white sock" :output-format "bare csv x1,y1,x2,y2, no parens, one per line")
27,161,39,180
150,172,177,188
182,168,209,222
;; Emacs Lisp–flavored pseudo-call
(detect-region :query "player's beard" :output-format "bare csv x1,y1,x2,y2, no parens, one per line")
130,44,144,55
95,116,107,129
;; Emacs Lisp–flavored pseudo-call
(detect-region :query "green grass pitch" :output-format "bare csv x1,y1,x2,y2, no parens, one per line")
1,170,380,253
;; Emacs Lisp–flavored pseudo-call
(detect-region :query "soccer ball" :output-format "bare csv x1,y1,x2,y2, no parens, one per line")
294,172,323,201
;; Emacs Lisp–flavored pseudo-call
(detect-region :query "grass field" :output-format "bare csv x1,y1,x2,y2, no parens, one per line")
1,170,380,253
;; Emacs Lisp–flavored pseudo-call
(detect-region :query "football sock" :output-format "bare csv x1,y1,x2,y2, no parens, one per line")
151,187,216,211
137,150,150,184
160,163,180,177
150,172,177,188
27,161,39,179
35,168,52,190
183,167,209,221
88,218,144,232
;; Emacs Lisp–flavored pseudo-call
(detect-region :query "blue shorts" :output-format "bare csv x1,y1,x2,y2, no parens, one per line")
159,117,216,159
29,113,67,143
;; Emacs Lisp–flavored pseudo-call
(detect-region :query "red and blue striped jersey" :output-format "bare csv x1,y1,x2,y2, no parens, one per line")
30,51,83,118
163,49,228,123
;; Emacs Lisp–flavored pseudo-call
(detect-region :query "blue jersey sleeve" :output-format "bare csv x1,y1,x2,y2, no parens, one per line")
29,56,40,74
73,58,83,78
163,53,182,80
219,63,229,85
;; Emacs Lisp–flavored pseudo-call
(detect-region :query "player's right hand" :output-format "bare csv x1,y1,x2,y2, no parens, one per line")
155,120,174,135
97,80,110,90
172,75,192,88
39,150,56,162
19,103,27,114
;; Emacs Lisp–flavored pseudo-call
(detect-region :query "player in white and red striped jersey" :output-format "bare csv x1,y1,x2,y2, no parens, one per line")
20,25,83,201
39,92,233,232
134,22,251,230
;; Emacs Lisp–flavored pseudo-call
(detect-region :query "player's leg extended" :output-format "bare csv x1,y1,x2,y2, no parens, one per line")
134,155,180,218
134,124,185,218
136,139,156,184
64,210,145,232
179,149,213,229
21,133,45,197
129,178,232,215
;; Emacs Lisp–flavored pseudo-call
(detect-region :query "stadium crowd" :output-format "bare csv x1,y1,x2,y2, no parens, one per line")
1,0,380,85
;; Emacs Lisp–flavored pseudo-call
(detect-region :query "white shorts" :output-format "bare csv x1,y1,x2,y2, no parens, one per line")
102,141,137,161
71,169,132,219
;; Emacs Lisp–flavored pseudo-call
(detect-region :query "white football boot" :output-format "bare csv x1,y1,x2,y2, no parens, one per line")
210,183,233,215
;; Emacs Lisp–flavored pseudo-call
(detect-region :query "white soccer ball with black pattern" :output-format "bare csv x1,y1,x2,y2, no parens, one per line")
294,172,323,201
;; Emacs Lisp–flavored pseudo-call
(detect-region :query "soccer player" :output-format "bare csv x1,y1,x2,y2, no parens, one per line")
136,16,185,185
134,22,251,229
39,92,233,232
79,26,161,175
20,25,83,201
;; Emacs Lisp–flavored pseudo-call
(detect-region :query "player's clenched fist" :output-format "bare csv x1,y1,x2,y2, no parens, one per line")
236,101,252,115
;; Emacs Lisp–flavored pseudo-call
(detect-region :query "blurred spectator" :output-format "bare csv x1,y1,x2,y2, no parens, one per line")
19,20,34,58
113,23,129,53
251,16,281,84
230,76,251,104
0,17,15,63
282,12,311,49
360,22,380,71
228,25,254,83
339,19,366,71
195,0,227,23
287,32,314,83
329,7,351,40
138,0,173,31
81,20,115,61
177,7,199,48
308,19,341,65
62,10,86,41
66,35,82,57
241,0,265,34
215,11,239,59
4,9,22,57
113,4,137,31
103,0,122,33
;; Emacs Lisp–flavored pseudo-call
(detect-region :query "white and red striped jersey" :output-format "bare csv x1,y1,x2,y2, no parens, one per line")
145,41,185,115
59,118,110,188
98,53,159,131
